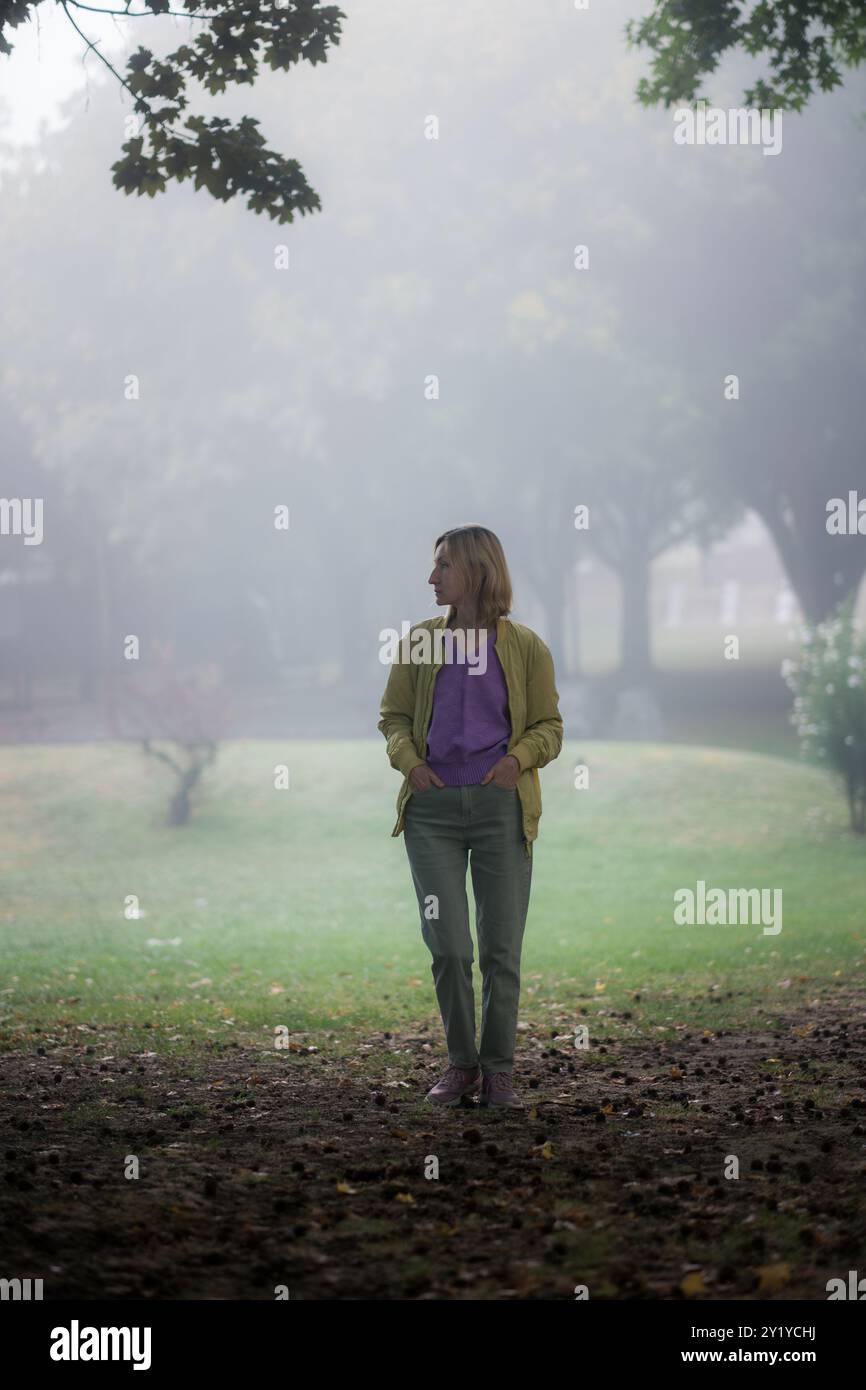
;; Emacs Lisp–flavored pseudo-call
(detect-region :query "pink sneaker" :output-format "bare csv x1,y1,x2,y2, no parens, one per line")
480,1072,522,1108
425,1064,481,1106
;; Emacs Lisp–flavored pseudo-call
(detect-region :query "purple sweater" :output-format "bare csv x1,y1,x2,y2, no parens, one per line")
425,634,512,786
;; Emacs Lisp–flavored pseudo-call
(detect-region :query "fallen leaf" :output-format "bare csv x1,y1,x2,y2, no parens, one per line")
756,1263,790,1294
680,1270,706,1296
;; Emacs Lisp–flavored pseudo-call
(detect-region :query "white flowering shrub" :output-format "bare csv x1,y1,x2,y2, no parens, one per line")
782,596,866,834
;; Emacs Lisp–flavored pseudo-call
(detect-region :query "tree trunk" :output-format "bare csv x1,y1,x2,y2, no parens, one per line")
753,494,866,625
533,565,571,679
168,762,203,826
846,770,865,834
619,553,653,679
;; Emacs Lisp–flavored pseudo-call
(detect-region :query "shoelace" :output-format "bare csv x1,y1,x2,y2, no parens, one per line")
486,1072,513,1091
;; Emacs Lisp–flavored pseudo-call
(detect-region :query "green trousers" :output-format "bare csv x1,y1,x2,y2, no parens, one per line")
403,782,533,1074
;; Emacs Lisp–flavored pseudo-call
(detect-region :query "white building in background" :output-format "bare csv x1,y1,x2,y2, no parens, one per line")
656,511,801,629
569,511,865,675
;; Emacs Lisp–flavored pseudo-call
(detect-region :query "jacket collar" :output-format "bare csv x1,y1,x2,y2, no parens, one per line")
437,614,509,642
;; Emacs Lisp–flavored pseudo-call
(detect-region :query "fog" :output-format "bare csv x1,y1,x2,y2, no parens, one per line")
1,0,864,744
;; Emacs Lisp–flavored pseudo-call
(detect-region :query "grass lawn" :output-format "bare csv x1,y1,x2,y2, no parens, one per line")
1,739,863,1056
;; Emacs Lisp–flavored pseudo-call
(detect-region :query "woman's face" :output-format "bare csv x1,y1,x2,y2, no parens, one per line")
429,544,464,610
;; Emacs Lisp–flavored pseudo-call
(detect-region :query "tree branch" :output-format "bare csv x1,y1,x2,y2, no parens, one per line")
59,0,138,100
63,0,216,18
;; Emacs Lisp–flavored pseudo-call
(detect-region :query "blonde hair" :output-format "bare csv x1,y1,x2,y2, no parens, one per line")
433,525,513,630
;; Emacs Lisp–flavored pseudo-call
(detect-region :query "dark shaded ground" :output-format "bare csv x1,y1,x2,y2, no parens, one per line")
1,986,865,1301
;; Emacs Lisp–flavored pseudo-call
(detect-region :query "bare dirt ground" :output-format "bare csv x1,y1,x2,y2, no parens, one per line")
1,985,865,1301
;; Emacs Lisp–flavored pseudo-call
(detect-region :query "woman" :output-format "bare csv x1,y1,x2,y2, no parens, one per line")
378,525,563,1109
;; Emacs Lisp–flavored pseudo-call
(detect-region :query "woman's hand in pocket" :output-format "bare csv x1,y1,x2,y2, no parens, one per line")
481,755,521,789
409,764,446,793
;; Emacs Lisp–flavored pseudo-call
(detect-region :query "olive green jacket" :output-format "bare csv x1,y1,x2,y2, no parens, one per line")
377,616,564,854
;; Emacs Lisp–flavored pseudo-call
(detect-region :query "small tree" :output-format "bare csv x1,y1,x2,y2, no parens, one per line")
782,595,866,834
111,641,233,825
